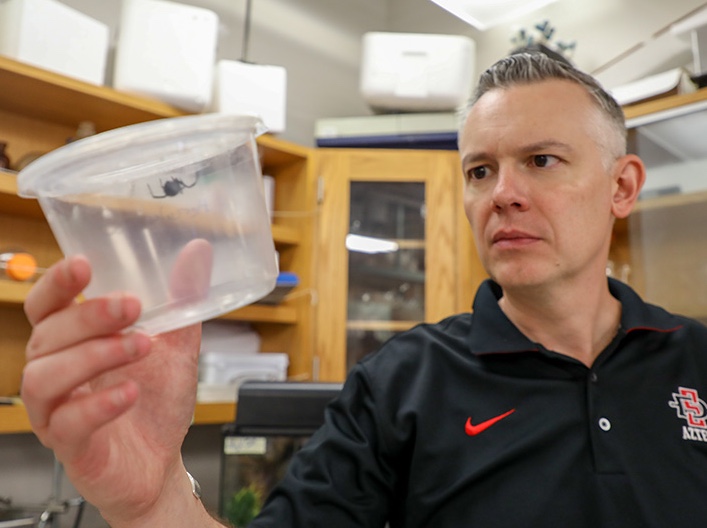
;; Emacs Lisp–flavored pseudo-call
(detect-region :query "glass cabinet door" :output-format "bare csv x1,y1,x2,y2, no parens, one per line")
346,181,426,371
612,96,707,324
315,149,480,381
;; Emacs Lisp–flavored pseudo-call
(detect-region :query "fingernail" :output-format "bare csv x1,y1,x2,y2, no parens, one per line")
123,332,150,359
107,294,125,320
111,385,128,408
62,258,77,286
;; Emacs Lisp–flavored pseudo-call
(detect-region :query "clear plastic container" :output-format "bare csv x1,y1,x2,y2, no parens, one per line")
17,113,278,335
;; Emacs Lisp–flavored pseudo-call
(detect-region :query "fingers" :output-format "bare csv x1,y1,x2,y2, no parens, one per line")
22,332,151,429
26,293,143,361
169,238,213,302
26,256,144,361
22,255,152,450
24,255,91,326
38,380,140,455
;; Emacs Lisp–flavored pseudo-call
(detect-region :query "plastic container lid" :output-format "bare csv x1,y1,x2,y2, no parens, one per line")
17,113,267,199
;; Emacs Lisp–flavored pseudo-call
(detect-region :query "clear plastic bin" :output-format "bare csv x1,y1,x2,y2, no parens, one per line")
17,113,278,335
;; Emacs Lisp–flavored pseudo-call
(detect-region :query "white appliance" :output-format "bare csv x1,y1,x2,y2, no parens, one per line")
211,60,288,133
0,0,109,85
113,0,219,112
360,32,476,113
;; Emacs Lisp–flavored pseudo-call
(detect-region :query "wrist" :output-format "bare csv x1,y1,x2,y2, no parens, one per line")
101,464,223,528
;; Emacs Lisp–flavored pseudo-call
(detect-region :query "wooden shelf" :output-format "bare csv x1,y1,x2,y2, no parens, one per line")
271,224,301,246
0,55,187,131
0,401,236,434
346,320,419,332
0,282,298,324
0,401,32,434
0,280,32,306
258,134,310,168
0,166,300,319
0,169,43,218
0,57,317,421
192,402,236,425
220,302,298,324
634,189,707,213
624,86,707,120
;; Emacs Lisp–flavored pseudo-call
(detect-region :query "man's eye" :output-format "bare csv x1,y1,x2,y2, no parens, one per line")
532,154,560,168
467,166,488,181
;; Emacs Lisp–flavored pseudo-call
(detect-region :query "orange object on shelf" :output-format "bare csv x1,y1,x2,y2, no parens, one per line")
1,252,37,281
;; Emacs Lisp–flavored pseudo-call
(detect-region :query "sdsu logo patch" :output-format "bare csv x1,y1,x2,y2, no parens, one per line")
669,387,707,442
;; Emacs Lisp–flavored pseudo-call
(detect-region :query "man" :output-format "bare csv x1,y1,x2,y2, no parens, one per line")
20,53,707,527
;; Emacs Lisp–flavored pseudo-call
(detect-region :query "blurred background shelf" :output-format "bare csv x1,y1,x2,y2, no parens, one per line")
0,55,186,131
0,401,237,434
0,58,318,422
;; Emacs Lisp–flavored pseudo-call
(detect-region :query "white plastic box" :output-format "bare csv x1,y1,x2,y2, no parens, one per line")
113,0,219,112
360,32,476,113
211,60,288,133
0,0,109,85
198,352,289,402
201,320,261,356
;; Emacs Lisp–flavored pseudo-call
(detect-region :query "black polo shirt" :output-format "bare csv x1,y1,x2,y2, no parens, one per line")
251,279,707,527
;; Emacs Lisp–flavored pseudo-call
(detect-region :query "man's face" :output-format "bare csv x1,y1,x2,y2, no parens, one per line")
460,79,619,291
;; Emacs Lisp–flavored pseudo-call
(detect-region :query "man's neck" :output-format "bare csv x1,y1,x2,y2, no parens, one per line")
498,277,622,368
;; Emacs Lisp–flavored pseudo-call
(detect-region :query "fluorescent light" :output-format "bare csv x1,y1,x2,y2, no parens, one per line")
428,0,560,31
346,234,400,254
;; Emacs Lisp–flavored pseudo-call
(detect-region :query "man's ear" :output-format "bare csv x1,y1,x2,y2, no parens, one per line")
611,154,646,219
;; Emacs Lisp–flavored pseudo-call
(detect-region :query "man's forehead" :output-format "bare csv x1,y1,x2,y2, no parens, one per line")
463,80,599,134
472,78,591,107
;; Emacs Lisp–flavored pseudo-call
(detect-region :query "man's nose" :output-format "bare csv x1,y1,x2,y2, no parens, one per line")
492,166,529,212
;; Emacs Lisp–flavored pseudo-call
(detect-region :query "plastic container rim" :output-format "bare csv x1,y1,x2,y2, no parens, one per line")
17,113,267,198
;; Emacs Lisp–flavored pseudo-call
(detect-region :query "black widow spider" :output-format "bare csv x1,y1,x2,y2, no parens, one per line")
148,175,199,199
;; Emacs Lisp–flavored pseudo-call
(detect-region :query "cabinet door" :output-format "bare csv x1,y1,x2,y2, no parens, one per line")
315,149,484,381
613,94,707,323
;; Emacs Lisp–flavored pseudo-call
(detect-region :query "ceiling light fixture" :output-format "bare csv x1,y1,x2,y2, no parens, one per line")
428,0,560,31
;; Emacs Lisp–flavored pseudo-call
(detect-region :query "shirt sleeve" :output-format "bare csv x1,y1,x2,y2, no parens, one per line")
247,362,399,528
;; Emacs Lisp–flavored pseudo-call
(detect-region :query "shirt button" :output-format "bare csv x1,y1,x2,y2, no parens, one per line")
598,417,611,431
589,372,598,383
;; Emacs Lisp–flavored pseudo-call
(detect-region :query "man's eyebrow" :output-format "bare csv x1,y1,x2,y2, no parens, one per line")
461,140,574,167
461,152,488,167
517,140,574,155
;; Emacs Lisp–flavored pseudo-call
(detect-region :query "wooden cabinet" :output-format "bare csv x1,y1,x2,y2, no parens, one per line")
610,87,707,324
314,148,486,382
0,56,317,433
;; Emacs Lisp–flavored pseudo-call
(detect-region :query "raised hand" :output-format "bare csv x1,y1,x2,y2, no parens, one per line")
21,255,221,527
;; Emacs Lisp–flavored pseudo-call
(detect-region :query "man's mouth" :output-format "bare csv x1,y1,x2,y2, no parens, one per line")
491,229,540,248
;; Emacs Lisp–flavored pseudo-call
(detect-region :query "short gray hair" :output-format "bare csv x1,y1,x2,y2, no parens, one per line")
463,52,627,162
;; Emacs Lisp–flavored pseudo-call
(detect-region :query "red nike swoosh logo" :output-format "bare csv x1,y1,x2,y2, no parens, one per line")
465,409,515,436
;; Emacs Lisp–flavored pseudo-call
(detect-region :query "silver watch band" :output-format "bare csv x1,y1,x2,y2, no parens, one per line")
186,471,202,500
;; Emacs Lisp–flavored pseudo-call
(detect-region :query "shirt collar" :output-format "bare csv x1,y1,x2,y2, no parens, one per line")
468,278,682,356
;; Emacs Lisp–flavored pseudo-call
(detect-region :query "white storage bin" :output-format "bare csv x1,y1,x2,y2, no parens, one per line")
113,0,219,112
211,60,288,133
198,352,289,402
360,32,476,113
199,352,288,385
201,321,261,355
0,0,109,85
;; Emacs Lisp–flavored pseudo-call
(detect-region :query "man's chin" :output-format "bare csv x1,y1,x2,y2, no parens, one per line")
489,267,550,291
